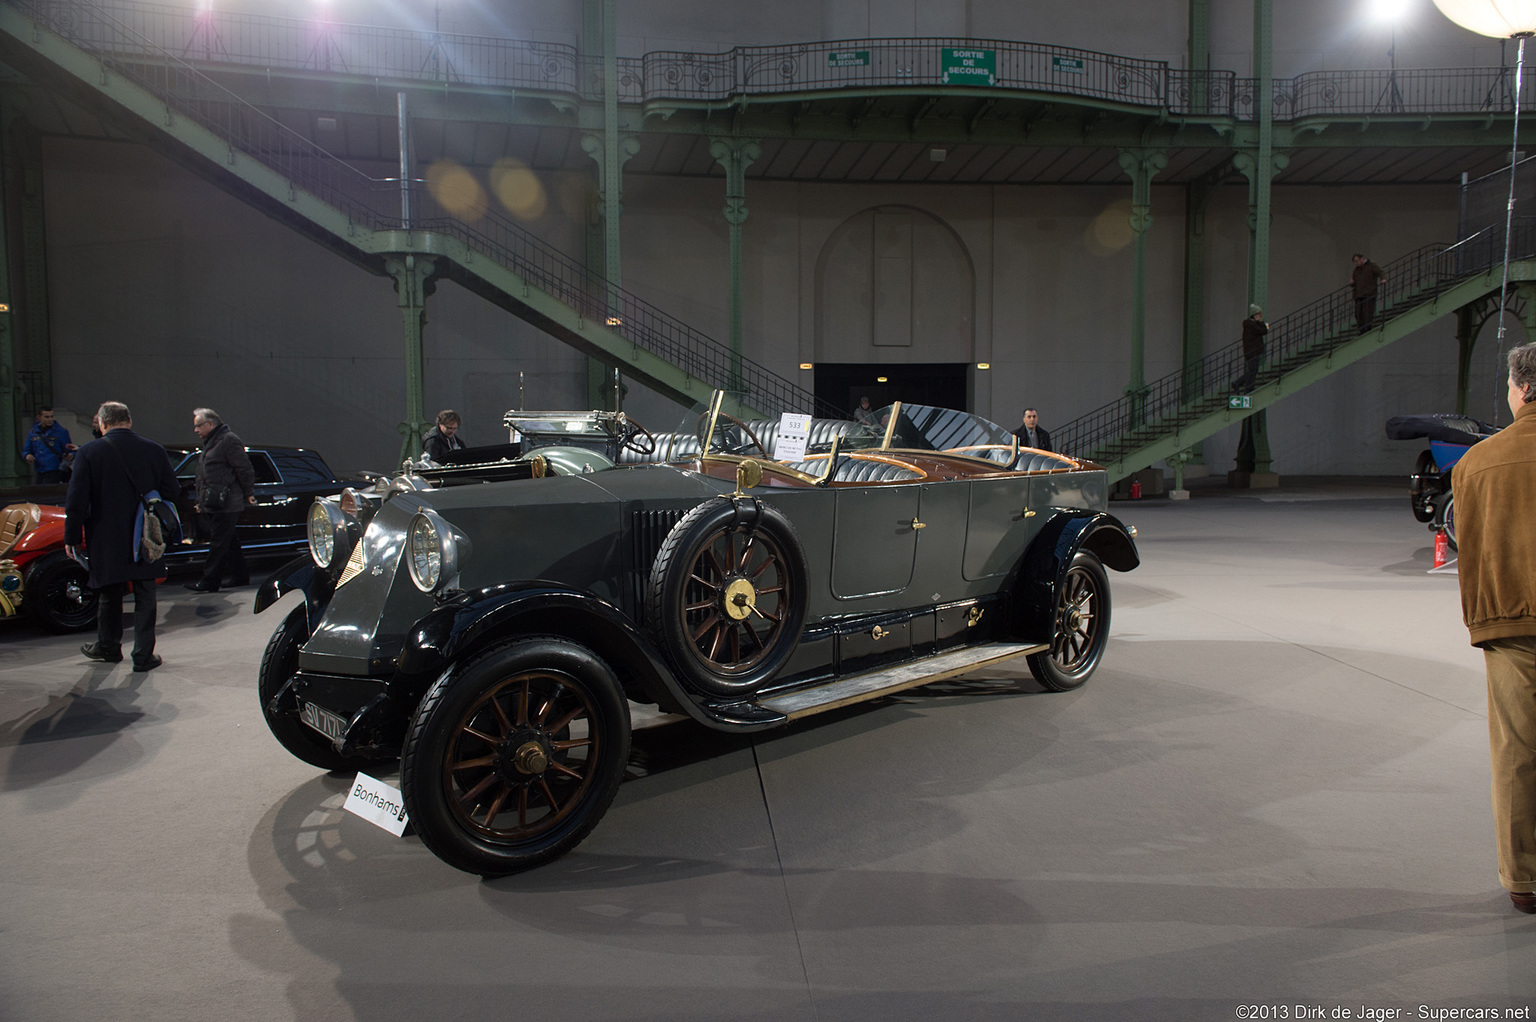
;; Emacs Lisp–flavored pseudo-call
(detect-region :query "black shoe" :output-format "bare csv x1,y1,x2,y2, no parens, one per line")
132,654,162,673
184,580,218,593
226,576,251,587
81,642,123,663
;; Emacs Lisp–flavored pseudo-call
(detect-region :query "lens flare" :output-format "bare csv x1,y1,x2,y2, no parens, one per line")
425,159,488,221
489,157,547,220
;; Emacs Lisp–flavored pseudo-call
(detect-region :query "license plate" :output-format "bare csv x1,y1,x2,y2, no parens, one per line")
299,701,349,742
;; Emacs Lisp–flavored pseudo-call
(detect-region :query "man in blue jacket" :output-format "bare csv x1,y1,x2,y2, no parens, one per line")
22,406,76,483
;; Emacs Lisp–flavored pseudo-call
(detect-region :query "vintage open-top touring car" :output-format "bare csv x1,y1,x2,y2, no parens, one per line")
255,394,1140,876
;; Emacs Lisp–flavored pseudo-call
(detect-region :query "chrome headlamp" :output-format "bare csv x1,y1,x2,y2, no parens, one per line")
307,499,349,569
406,508,468,594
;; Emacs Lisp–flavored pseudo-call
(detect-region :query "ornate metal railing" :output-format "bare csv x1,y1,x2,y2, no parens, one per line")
19,0,1536,120
7,0,841,420
1051,220,1536,464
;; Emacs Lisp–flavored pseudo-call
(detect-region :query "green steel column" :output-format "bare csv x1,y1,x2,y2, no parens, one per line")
576,0,629,409
387,255,437,465
1189,0,1210,113
1179,179,1217,471
0,146,15,486
1233,0,1276,482
1455,304,1478,416
1118,148,1167,422
710,137,761,395
1249,0,1273,314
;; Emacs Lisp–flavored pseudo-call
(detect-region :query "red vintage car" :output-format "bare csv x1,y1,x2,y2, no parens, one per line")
1,444,358,631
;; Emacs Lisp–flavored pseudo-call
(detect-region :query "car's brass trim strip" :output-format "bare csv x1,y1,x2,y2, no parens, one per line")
757,640,1049,720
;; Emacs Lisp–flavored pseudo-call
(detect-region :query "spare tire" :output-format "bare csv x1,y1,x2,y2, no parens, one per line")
646,497,809,698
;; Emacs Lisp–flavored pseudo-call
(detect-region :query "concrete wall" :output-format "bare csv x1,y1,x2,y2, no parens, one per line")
36,128,1485,479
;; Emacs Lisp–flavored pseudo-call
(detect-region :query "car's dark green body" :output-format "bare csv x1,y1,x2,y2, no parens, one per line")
256,401,1138,875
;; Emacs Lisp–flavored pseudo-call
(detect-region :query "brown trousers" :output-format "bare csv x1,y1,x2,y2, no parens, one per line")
1483,636,1536,893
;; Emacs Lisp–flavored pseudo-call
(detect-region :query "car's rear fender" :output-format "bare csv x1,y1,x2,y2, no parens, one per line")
397,581,736,729
1005,509,1140,643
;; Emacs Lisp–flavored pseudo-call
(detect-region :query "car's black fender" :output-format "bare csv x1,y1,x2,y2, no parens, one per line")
396,580,789,734
253,553,338,628
1005,509,1140,644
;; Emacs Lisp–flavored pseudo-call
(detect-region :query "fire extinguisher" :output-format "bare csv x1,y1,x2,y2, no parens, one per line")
1433,529,1449,569
1131,479,1142,500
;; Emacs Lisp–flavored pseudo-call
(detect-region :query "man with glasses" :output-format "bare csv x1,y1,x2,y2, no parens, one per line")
186,407,255,593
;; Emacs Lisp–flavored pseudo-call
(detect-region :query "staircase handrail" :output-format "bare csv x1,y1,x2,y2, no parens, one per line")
1052,220,1536,462
4,0,842,420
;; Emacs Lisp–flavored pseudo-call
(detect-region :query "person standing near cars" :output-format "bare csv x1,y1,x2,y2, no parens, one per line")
422,409,467,463
66,400,178,672
1453,341,1536,915
186,407,255,593
22,405,76,483
1012,408,1052,452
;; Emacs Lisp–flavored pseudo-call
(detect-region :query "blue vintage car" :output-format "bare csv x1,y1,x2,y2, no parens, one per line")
255,394,1140,876
1386,413,1501,550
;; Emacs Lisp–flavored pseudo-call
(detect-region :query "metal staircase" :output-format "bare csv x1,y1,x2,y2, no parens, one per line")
0,0,841,421
1052,225,1536,482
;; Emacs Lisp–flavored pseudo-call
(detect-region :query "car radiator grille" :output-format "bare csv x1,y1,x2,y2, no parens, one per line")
627,508,686,625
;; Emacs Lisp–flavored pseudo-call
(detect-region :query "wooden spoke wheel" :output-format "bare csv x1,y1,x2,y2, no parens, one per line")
648,498,808,697
1027,551,1111,692
402,638,630,876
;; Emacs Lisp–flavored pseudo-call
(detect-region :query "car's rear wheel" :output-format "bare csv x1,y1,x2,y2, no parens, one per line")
24,552,97,632
647,497,808,698
1027,551,1111,692
1410,450,1437,523
400,638,630,876
259,606,368,772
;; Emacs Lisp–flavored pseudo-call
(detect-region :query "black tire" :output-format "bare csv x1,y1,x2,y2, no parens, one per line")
258,606,362,772
24,552,97,632
1027,551,1112,692
1441,493,1457,552
1410,450,1437,523
400,637,630,876
646,497,808,698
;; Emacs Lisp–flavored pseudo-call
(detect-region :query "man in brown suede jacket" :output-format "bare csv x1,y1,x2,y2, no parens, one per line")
1455,341,1536,915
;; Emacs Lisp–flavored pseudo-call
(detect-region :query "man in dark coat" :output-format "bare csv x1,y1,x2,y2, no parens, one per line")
187,407,256,593
1235,305,1268,393
1351,253,1386,334
1012,408,1052,452
65,400,178,672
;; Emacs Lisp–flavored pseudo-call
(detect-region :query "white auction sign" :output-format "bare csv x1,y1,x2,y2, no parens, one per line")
343,772,410,836
775,413,812,461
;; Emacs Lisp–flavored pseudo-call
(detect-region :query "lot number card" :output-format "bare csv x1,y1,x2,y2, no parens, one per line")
775,413,812,462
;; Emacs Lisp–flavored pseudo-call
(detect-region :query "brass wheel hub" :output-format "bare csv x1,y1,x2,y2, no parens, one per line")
722,577,757,621
498,730,552,779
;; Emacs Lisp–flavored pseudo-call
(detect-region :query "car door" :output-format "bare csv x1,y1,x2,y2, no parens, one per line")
829,484,922,599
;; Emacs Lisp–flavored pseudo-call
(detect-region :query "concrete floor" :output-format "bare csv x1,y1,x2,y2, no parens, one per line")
2,481,1532,1021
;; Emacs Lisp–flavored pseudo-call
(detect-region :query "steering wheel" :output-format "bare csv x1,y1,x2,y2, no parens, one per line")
619,418,656,456
696,411,768,459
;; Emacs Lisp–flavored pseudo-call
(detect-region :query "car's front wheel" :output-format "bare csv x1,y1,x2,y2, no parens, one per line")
24,552,97,632
1027,551,1112,692
401,637,630,876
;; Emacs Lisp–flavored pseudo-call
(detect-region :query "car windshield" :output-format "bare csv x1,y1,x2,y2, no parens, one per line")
678,392,1016,462
503,410,630,443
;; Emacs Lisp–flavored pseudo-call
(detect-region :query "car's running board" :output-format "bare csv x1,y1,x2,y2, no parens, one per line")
757,641,1048,721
